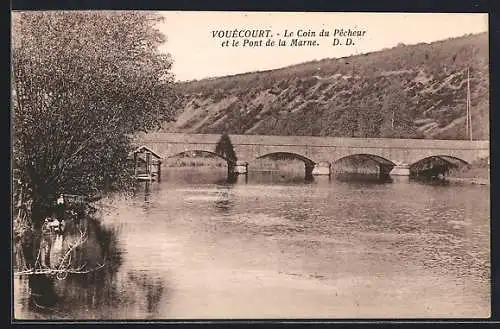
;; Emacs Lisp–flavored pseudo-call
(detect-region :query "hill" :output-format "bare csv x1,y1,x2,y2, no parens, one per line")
164,32,489,140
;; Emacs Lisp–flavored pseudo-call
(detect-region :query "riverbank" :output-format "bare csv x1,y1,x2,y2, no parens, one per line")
447,157,490,186
447,176,489,186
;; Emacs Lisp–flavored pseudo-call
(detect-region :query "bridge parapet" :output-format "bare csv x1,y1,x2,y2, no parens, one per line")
137,132,488,148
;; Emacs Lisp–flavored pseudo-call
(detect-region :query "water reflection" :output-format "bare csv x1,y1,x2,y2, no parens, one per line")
14,167,490,319
248,170,315,185
126,271,166,317
14,214,169,320
409,175,450,186
333,173,393,184
214,185,234,212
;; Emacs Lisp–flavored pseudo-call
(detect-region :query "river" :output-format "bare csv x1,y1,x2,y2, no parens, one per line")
13,168,490,319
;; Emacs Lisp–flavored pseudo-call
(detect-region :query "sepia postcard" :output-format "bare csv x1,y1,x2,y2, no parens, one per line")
11,11,490,320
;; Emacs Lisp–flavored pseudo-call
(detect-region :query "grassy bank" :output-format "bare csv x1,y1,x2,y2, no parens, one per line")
448,157,489,185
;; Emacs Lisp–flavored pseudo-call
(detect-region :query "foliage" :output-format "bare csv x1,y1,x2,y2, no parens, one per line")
166,32,488,140
12,11,176,227
215,134,237,164
379,81,420,138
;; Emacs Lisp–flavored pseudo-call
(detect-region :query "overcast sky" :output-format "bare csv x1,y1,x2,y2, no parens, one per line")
156,12,488,82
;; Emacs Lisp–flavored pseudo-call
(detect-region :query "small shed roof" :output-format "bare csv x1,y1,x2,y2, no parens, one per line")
128,146,162,159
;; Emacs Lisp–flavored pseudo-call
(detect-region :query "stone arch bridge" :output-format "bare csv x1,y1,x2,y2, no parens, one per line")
134,133,489,178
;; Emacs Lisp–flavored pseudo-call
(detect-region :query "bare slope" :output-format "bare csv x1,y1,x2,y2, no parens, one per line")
166,32,488,140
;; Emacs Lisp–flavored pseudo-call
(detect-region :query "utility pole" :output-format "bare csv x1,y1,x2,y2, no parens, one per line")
467,67,472,141
391,110,395,130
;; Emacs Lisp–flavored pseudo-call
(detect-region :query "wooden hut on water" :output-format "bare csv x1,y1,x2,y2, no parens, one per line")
128,146,162,182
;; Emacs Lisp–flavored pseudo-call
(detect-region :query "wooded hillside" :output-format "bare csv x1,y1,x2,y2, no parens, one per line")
165,32,488,140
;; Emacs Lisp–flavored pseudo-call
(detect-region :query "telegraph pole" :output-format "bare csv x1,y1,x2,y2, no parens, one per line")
467,67,472,141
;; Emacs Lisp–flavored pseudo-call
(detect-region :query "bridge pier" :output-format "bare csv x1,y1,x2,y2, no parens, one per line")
227,161,248,183
305,163,315,181
233,161,248,175
379,164,394,179
312,162,331,176
157,162,161,182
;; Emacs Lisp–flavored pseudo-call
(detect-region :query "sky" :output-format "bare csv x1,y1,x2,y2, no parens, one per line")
156,12,488,82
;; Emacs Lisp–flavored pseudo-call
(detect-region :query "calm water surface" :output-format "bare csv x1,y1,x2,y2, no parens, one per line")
14,168,490,319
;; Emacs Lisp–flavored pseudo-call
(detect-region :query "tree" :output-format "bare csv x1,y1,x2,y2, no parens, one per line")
12,11,177,282
215,134,238,176
379,81,416,138
361,102,383,138
12,11,176,230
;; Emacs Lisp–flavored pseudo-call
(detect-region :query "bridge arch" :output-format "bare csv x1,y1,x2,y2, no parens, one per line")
166,150,229,161
410,155,469,166
331,154,396,177
409,155,469,177
164,150,231,170
254,152,317,180
255,152,316,166
332,154,396,166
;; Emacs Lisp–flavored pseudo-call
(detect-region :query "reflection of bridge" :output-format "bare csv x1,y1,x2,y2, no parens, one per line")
134,133,489,179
